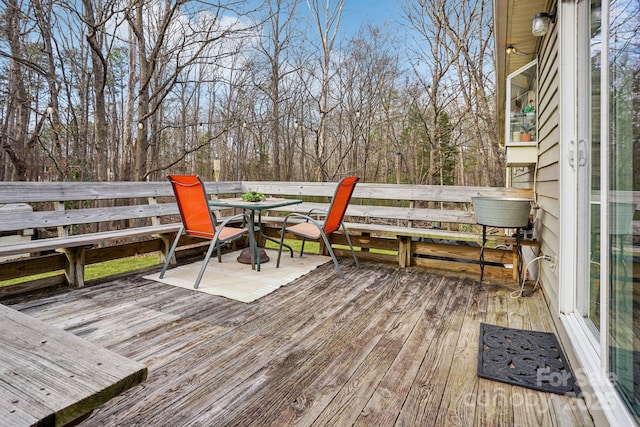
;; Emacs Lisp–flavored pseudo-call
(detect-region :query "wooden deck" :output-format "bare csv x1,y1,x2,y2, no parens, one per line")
3,261,595,426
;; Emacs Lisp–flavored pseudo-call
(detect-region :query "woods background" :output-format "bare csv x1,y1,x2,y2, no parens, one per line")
0,0,503,186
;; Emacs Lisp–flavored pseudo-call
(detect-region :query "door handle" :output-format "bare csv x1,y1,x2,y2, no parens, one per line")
568,140,575,170
578,139,588,167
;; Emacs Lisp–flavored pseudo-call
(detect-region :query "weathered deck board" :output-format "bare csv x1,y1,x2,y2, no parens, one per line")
302,273,448,426
352,275,453,426
0,304,147,427
4,261,595,426
475,284,513,425
209,269,413,425
434,279,486,426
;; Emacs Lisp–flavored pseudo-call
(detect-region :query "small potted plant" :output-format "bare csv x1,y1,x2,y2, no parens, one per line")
241,190,266,202
520,123,534,142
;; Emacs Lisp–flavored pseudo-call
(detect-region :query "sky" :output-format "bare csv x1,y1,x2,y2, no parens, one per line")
339,0,405,40
284,0,412,74
274,0,406,43
342,0,404,29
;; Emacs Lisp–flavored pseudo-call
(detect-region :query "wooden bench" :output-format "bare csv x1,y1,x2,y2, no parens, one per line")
242,182,536,281
0,181,242,290
0,304,147,426
0,180,539,294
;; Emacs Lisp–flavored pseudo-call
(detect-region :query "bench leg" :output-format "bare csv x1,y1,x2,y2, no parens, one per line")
319,236,329,256
511,230,525,282
59,247,86,287
156,232,177,265
398,236,411,268
361,232,371,254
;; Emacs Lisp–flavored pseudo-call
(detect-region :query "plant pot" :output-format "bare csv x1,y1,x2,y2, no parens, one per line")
520,132,532,142
472,197,533,228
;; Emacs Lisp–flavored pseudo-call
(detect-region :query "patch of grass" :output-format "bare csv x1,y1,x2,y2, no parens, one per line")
264,239,319,253
85,254,160,281
369,248,396,255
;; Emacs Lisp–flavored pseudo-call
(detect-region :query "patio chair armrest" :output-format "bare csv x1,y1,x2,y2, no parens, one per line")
305,207,328,221
282,212,324,230
306,207,327,216
218,213,248,229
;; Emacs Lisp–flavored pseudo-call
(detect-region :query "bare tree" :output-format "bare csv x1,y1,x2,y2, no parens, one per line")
1,0,32,181
440,0,501,186
82,0,121,181
402,0,463,185
336,26,400,181
402,0,498,187
1,0,66,180
80,0,118,181
306,0,344,181
124,0,257,181
255,0,300,180
0,0,500,186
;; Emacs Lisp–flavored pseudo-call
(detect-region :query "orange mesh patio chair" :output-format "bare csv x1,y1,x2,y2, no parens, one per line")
160,175,248,289
276,176,360,278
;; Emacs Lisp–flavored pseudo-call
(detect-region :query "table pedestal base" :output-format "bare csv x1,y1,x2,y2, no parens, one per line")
237,247,270,264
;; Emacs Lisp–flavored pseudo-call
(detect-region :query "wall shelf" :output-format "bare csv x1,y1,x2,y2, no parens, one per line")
506,60,538,166
505,142,538,166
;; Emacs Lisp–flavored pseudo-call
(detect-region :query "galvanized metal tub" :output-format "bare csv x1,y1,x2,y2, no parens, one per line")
471,197,533,228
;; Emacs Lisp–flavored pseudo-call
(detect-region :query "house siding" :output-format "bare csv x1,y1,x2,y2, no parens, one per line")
511,20,561,308
537,23,561,308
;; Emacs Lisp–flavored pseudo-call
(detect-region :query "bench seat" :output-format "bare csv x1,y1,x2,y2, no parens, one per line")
0,224,183,288
0,224,181,257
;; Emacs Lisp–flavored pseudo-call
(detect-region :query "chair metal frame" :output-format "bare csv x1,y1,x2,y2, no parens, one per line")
160,175,248,289
276,176,360,278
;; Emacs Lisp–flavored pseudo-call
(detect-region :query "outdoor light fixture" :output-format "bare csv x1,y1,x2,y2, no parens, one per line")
532,7,557,37
505,45,534,56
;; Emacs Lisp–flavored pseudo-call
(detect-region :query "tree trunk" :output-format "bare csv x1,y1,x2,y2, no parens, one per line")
82,0,109,181
2,0,31,180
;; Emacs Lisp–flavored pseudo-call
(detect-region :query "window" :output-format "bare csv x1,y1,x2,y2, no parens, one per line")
505,60,538,166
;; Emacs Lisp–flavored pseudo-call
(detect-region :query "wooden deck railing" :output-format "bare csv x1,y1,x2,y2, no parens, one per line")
242,182,535,279
0,180,538,296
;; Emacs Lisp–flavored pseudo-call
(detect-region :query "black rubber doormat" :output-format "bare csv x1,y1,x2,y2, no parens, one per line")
478,323,581,396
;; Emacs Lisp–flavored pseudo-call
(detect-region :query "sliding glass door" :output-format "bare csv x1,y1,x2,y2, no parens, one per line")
576,0,603,342
607,0,639,417
576,0,640,420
